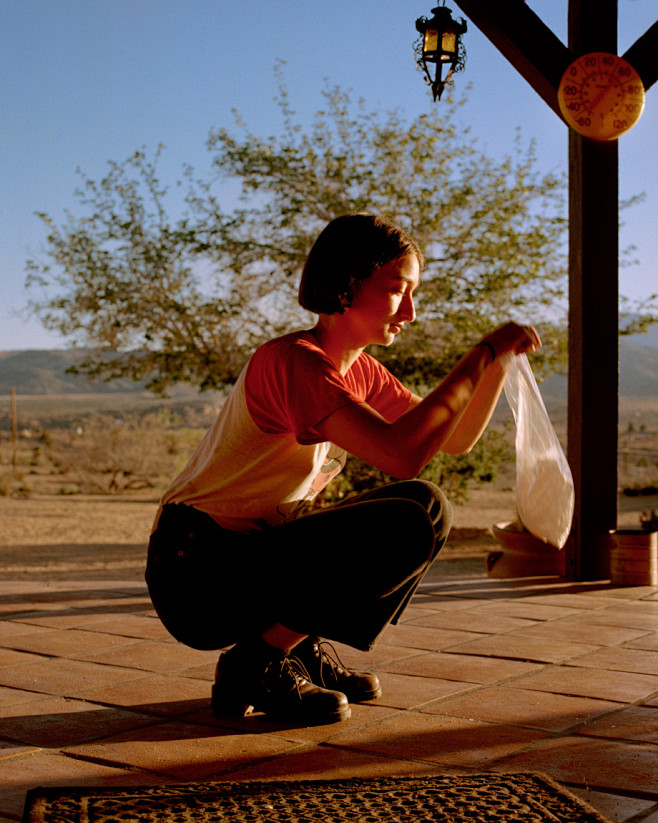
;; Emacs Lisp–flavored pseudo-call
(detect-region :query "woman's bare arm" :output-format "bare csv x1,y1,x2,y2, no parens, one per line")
315,322,539,477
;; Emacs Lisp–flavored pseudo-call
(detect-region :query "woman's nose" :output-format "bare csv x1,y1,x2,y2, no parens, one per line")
400,293,416,323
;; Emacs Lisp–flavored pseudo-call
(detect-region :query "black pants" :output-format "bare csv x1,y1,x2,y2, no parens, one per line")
146,479,452,652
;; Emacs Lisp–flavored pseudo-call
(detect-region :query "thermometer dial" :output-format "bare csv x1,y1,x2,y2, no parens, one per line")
557,52,645,140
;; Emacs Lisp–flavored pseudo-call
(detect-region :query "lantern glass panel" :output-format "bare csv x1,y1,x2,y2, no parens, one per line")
423,28,439,54
441,30,457,58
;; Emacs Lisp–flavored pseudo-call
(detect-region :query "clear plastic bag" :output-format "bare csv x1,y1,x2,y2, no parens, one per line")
502,353,574,549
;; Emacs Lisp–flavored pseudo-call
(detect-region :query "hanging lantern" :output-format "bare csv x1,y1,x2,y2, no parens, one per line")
415,3,467,101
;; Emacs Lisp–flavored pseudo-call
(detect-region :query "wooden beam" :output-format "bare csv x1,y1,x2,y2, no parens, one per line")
568,0,617,52
452,0,572,117
623,20,658,91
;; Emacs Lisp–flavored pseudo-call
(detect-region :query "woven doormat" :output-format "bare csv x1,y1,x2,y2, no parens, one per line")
23,774,611,823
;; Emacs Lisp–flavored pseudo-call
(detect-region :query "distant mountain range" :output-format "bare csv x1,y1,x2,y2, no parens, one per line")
1,330,657,398
0,349,143,395
540,329,658,402
538,339,658,402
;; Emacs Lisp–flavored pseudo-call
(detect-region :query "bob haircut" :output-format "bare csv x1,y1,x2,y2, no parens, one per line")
298,213,424,315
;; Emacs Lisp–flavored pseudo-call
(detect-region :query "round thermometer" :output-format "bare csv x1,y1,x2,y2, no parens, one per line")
557,52,645,141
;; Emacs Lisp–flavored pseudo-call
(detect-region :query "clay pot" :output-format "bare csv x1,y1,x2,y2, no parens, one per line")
487,521,566,578
609,528,658,586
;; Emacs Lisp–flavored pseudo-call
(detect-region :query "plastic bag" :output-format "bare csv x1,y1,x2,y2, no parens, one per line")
502,353,574,549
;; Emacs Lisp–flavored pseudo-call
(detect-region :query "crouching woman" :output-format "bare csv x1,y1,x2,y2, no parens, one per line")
146,214,540,725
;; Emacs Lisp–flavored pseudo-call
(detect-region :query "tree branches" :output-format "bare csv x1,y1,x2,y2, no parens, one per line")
26,82,572,392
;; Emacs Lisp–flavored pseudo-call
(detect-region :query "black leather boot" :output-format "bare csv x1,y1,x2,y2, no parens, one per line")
211,637,350,725
292,637,382,702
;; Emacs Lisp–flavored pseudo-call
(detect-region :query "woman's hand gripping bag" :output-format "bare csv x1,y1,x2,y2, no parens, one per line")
503,353,574,549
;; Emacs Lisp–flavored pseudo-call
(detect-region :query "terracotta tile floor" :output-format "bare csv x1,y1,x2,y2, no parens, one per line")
0,574,657,822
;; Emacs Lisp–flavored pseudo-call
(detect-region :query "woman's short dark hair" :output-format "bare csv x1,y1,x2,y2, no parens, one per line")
298,213,424,315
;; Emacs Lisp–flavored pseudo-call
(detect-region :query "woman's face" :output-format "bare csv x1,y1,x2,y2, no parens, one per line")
345,254,420,347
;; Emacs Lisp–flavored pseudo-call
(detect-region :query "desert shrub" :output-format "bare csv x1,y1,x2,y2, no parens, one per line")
38,429,54,447
619,450,658,497
0,471,13,496
622,483,658,497
58,483,81,495
47,410,203,494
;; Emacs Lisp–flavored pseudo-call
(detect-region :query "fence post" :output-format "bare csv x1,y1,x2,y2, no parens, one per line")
11,388,17,481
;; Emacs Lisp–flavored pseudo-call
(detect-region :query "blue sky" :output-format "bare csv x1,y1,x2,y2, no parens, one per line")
1,0,656,351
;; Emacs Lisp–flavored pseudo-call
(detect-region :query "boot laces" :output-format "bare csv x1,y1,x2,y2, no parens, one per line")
267,653,314,698
313,640,351,686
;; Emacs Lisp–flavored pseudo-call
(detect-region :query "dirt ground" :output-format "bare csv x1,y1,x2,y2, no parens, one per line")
1,486,655,583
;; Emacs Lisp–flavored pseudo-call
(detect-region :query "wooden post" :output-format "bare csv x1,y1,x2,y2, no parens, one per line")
565,0,619,580
566,135,619,579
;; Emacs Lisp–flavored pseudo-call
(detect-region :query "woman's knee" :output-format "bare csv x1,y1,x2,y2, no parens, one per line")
380,497,441,568
386,479,453,538
426,481,453,541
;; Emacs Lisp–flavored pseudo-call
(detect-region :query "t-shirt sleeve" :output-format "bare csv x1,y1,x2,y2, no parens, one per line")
352,353,414,422
244,336,364,444
244,334,414,445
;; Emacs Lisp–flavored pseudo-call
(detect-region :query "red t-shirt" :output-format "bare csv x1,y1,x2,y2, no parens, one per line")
159,331,413,533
